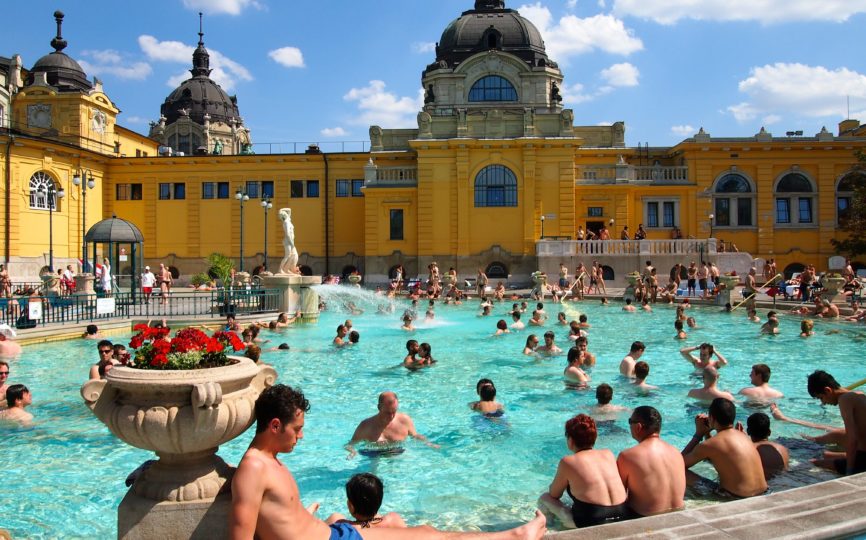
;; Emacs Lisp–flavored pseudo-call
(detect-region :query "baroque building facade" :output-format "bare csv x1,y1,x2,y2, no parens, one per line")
1,3,865,283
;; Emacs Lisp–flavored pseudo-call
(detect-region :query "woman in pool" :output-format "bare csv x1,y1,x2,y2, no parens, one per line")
800,319,815,337
556,312,568,325
523,334,539,355
470,379,504,417
538,414,629,529
563,347,590,386
494,320,510,336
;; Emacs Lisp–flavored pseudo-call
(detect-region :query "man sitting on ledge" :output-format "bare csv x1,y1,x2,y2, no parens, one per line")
229,384,547,540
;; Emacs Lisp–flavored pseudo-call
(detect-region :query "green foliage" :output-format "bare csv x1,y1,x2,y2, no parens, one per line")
190,272,210,287
206,253,234,288
831,151,866,258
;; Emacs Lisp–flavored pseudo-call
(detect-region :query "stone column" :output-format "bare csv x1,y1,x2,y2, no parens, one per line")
75,273,96,295
260,274,320,323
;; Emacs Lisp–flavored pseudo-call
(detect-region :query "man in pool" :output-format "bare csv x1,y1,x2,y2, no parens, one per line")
681,398,768,498
346,391,439,458
590,383,628,420
230,385,547,540
687,367,734,403
746,412,789,480
90,340,117,380
738,364,784,401
680,343,728,370
535,331,561,356
616,406,685,517
619,341,645,377
0,384,33,425
632,362,658,393
806,370,866,475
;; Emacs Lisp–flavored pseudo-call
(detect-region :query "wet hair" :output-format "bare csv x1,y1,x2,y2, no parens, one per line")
746,412,771,441
630,341,645,353
579,314,588,323
248,325,261,339
5,384,28,407
596,383,613,405
537,303,544,310
752,364,771,383
245,344,261,362
268,321,278,330
700,343,715,355
476,378,494,394
419,342,431,356
634,361,650,380
255,385,310,433
631,406,662,434
480,384,496,401
511,311,521,321
565,414,597,450
496,319,507,330
807,370,840,398
405,339,418,352
687,317,696,327
543,331,555,340
86,324,99,335
525,334,537,348
708,397,736,427
801,319,814,332
337,324,346,334
113,344,127,355
575,336,587,347
349,331,360,343
278,343,290,350
675,320,684,331
346,473,384,520
625,298,632,305
566,346,581,365
97,339,113,350
277,312,288,323
557,312,566,321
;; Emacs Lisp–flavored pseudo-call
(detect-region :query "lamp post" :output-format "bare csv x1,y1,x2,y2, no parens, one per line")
708,213,715,239
72,169,96,271
235,189,249,272
43,182,65,271
540,215,545,239
261,197,273,271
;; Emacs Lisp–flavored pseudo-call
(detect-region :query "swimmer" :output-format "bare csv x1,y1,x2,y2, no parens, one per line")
556,312,568,325
325,473,407,529
747,309,760,323
578,314,590,329
348,331,360,345
590,383,628,419
566,321,586,342
523,334,539,355
480,305,492,317
265,343,292,352
346,391,439,459
619,341,645,378
806,370,866,475
641,299,652,312
0,384,33,425
738,364,783,401
688,367,735,403
528,310,545,326
563,347,590,386
800,319,815,337
418,343,436,366
572,336,596,367
470,380,504,417
402,340,424,371
674,320,687,340
510,311,525,330
686,317,697,329
745,413,789,480
680,343,728,370
535,303,548,321
334,325,348,346
536,331,562,356
400,314,415,332
622,298,636,312
600,298,609,305
494,320,510,336
632,362,658,393
760,311,779,335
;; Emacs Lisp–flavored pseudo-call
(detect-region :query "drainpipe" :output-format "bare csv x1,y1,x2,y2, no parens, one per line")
323,153,330,275
4,133,12,263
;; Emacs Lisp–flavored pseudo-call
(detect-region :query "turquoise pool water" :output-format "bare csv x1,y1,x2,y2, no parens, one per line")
1,289,864,538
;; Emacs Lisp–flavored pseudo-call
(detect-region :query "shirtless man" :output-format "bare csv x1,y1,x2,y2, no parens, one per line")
688,367,734,403
346,392,439,458
686,262,698,296
745,412,789,480
563,347,589,386
619,341,645,377
632,362,658,393
0,360,10,407
0,384,33,425
622,298,636,312
680,343,728,370
89,340,118,380
572,336,596,367
536,331,561,356
807,370,866,475
230,385,546,540
590,384,628,420
0,325,22,357
738,364,784,401
681,398,768,498
617,406,685,517
403,340,424,370
334,325,348,346
510,312,525,330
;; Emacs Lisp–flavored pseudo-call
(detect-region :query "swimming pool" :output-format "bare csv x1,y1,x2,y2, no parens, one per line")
1,289,864,538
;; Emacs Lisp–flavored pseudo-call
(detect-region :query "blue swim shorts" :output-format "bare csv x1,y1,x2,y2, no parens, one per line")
330,522,363,540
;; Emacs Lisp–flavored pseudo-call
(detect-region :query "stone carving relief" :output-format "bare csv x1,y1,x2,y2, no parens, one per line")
612,121,625,147
27,104,52,129
417,111,432,139
91,108,107,134
523,108,535,137
559,110,574,136
369,125,384,151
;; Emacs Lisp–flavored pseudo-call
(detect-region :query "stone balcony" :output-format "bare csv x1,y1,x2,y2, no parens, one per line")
363,159,418,187
577,164,690,185
538,239,717,257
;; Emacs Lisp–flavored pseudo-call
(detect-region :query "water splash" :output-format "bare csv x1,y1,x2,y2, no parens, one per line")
312,284,401,314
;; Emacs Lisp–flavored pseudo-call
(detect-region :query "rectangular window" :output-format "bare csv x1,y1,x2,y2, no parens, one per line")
798,197,813,223
588,207,604,217
159,183,171,200
336,180,350,197
217,182,229,199
583,170,598,180
776,198,790,224
838,196,851,224
246,181,260,199
202,182,215,199
262,181,274,199
116,184,130,201
390,209,404,240
715,198,730,226
135,149,142,158
131,184,142,200
306,180,320,198
663,202,675,228
646,202,659,228
291,180,304,198
173,183,186,200
352,179,364,197
737,198,752,226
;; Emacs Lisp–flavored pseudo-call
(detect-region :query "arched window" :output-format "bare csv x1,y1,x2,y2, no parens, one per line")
775,172,815,225
485,262,509,279
468,76,518,102
474,165,518,207
29,171,59,210
712,173,754,228
837,171,865,225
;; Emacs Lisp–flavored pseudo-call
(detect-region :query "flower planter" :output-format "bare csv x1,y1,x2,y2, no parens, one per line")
348,274,362,287
823,276,846,297
531,272,548,288
441,274,456,287
81,357,276,502
626,272,642,287
718,275,740,290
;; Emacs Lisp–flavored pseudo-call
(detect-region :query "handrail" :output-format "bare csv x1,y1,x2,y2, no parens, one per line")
731,273,783,311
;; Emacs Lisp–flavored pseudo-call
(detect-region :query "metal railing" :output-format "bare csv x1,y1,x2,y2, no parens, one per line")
0,288,282,328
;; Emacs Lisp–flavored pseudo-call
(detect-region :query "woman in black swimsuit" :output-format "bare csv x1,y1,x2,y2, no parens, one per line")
538,414,630,528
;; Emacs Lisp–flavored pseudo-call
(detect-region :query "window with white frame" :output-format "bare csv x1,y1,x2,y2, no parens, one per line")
712,173,755,227
837,172,865,225
29,171,58,210
775,172,815,225
643,198,679,228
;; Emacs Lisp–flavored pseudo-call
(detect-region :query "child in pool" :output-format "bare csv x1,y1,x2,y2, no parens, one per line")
326,473,407,529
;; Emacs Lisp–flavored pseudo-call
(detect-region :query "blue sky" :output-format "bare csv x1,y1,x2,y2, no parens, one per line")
4,0,866,148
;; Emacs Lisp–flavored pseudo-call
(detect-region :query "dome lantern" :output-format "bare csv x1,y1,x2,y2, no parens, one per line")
26,10,92,92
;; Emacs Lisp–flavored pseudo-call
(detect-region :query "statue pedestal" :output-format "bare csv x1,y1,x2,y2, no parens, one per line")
261,274,320,323
118,491,230,540
75,273,96,295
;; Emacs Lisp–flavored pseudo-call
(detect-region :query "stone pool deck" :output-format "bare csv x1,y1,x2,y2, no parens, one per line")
545,472,866,539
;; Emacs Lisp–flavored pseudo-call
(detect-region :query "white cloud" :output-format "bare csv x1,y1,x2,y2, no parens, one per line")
613,0,866,24
671,124,695,137
138,35,252,92
78,49,152,81
412,42,436,54
181,0,264,16
600,62,639,87
123,116,148,125
561,82,596,105
762,114,782,125
566,0,578,8
343,80,423,128
320,127,348,137
268,47,305,68
727,63,866,123
518,4,643,62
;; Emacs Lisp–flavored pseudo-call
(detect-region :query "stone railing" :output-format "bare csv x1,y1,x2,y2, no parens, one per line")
364,162,418,187
537,239,717,257
578,165,690,185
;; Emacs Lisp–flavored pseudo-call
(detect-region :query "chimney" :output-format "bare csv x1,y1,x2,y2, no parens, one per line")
838,119,860,136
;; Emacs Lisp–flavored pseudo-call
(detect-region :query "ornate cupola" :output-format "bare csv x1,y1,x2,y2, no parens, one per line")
26,11,92,92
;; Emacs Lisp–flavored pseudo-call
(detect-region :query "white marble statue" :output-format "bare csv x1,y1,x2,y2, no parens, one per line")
278,208,300,275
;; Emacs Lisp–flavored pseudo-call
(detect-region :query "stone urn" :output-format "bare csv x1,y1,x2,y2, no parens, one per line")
822,275,846,298
718,275,740,290
531,271,548,288
441,274,456,287
40,272,61,295
348,273,362,287
80,357,277,502
626,272,642,287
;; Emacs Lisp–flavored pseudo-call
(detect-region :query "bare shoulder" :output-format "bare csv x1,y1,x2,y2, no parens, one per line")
237,448,269,474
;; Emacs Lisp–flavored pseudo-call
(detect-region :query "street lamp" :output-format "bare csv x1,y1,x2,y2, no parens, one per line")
235,189,249,272
261,197,273,271
708,213,715,239
72,169,96,271
42,182,66,271
540,215,546,239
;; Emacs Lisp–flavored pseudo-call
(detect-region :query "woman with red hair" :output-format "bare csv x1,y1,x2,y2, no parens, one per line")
538,414,629,528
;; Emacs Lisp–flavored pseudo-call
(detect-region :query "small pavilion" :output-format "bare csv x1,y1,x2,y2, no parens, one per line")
84,215,145,299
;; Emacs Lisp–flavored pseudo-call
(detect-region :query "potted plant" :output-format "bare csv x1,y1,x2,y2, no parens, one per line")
207,253,237,315
81,325,277,503
718,271,740,290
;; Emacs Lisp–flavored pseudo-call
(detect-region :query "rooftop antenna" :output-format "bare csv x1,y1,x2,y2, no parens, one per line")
198,12,204,45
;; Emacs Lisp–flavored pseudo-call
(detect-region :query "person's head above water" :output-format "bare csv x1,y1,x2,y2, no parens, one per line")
630,405,662,436
630,341,645,354
634,361,650,381
746,412,771,442
479,383,496,402
476,378,494,395
496,319,508,330
565,414,597,451
405,339,418,352
596,383,613,405
345,473,384,521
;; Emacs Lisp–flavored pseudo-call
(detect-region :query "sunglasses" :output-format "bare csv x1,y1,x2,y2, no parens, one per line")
99,349,114,354
0,371,9,376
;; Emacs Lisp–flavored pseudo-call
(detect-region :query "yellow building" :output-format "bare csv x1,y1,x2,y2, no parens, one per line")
2,4,865,285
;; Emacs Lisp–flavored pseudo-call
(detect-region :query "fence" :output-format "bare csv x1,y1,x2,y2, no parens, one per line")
0,288,282,329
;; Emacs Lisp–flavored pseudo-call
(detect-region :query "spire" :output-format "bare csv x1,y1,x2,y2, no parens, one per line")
50,10,68,53
190,12,212,77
